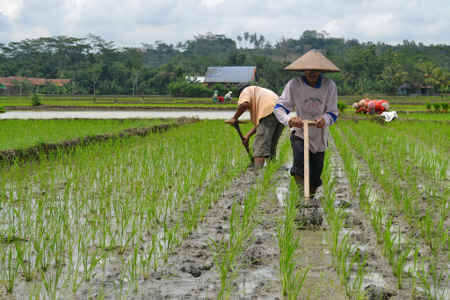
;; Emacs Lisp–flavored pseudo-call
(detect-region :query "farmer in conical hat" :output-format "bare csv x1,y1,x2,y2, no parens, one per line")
225,84,284,169
274,49,340,205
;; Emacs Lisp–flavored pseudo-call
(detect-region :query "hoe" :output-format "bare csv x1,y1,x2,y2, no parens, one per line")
232,122,254,165
297,120,323,227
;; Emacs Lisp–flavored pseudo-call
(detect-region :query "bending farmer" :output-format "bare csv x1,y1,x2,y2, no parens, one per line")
274,49,340,201
225,85,284,169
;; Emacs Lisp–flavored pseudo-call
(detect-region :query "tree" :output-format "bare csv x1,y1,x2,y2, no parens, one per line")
87,63,103,98
377,52,408,94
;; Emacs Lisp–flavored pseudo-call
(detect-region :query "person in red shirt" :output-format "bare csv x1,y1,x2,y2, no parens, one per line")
367,99,390,114
353,99,390,114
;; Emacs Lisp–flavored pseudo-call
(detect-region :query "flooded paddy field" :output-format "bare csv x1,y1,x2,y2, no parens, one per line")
0,119,448,299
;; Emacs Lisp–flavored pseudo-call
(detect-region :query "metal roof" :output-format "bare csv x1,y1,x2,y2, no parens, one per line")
204,66,256,83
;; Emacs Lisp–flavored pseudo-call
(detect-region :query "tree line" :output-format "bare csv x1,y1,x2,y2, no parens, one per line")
0,31,448,96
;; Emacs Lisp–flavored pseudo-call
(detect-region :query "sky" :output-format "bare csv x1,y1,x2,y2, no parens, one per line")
0,0,449,47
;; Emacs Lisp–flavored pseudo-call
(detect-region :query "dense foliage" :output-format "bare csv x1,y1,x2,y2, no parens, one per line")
0,31,449,96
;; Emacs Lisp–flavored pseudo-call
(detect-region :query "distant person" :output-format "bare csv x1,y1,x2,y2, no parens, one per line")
274,49,340,204
212,90,219,103
352,99,390,114
225,85,284,169
367,99,390,114
224,91,233,102
352,98,370,113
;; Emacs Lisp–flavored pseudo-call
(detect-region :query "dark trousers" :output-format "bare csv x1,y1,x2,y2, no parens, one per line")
289,133,325,191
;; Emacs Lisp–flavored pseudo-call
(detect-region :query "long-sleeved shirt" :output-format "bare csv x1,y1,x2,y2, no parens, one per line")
238,86,278,126
274,76,338,153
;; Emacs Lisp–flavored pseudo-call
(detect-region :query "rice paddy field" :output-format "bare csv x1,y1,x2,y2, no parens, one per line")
0,115,448,299
0,119,173,151
0,95,449,111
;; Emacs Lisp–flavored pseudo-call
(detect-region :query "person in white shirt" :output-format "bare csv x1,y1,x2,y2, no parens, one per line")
274,49,340,205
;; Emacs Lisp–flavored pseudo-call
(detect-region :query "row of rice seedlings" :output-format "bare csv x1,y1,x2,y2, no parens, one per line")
332,124,447,299
390,120,450,154
0,119,171,151
0,120,249,297
212,136,291,299
340,122,448,254
321,152,366,299
277,177,309,299
368,121,448,183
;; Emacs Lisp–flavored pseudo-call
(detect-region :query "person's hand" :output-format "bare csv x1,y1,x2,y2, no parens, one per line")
225,118,237,125
242,135,249,147
315,117,326,128
288,117,303,128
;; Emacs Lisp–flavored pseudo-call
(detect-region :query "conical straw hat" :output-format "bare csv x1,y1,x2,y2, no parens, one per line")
285,49,340,72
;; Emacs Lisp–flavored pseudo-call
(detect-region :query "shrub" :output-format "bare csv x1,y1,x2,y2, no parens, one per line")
210,83,228,96
337,103,347,113
0,106,5,113
168,80,213,97
426,103,432,110
432,103,441,112
441,103,448,112
31,94,42,106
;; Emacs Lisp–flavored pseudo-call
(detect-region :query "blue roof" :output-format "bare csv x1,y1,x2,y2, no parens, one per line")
204,66,256,83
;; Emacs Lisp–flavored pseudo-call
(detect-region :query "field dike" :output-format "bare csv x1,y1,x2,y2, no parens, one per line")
0,117,199,164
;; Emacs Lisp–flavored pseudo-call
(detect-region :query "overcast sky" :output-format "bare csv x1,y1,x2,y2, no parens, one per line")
0,0,449,47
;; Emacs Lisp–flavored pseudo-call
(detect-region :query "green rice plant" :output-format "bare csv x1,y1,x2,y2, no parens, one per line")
3,247,19,293
331,122,450,297
370,205,385,244
382,218,394,263
417,259,448,300
41,262,63,300
211,136,291,298
15,241,34,281
322,152,367,299
278,178,309,299
0,119,170,151
128,246,139,293
393,245,411,289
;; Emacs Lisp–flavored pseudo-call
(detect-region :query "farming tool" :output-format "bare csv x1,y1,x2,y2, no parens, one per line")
232,122,254,165
296,120,324,227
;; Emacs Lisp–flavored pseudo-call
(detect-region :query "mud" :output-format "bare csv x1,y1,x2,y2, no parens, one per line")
0,117,199,164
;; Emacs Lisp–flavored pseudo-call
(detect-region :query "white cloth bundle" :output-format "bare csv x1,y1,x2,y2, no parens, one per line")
380,111,398,122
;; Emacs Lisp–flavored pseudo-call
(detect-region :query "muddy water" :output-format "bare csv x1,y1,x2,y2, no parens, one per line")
0,110,250,120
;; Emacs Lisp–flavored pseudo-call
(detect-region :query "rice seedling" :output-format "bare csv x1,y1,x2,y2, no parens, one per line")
321,151,367,299
0,120,255,296
332,120,449,298
0,119,172,151
278,178,309,299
